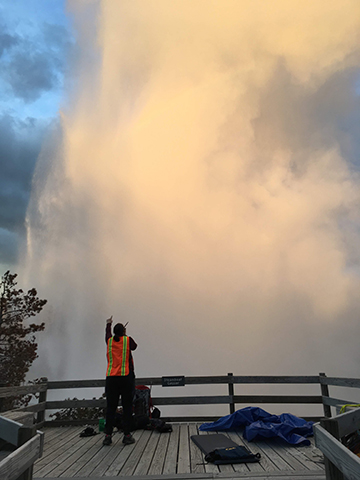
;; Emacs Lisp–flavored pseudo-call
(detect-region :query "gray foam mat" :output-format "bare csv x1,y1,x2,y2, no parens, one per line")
190,433,238,454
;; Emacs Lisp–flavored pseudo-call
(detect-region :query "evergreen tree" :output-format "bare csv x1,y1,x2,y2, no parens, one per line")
0,271,47,409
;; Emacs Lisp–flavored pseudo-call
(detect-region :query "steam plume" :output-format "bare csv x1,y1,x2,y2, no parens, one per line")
24,1,360,396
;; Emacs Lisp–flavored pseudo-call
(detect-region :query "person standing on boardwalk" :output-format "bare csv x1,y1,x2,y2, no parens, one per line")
103,316,137,446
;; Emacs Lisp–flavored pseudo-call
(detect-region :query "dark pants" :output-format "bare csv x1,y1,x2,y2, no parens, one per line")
105,374,135,435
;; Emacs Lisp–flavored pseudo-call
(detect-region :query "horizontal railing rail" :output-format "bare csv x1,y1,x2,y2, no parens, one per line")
46,374,321,389
0,384,47,398
319,377,360,389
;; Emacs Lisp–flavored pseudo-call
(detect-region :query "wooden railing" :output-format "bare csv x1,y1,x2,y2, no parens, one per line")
314,406,360,480
0,412,44,480
0,381,48,429
1,373,360,428
44,373,325,424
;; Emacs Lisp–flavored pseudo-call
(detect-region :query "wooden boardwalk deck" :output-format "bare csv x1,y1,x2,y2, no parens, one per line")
33,424,326,480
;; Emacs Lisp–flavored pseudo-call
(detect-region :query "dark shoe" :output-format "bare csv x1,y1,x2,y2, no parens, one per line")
123,434,135,445
103,434,112,446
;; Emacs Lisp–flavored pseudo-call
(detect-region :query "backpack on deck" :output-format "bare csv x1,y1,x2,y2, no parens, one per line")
134,385,158,417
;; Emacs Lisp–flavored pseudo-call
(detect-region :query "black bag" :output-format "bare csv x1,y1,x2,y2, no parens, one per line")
205,445,261,465
114,412,149,431
79,426,97,437
152,407,161,418
147,418,173,433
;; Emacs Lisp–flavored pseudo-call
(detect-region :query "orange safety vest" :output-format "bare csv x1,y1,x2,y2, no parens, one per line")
106,335,131,376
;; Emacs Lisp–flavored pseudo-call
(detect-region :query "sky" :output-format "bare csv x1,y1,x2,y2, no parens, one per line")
0,0,73,268
2,1,360,416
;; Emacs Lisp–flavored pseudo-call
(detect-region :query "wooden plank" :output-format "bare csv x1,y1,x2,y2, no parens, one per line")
293,437,325,470
119,429,152,476
60,433,110,477
147,429,170,475
224,431,250,474
0,433,41,480
47,395,233,409
41,426,75,446
34,427,88,476
314,424,360,480
189,424,205,474
322,396,357,408
258,439,298,472
231,433,264,474
133,430,160,475
232,376,320,384
6,402,46,414
162,423,180,475
291,444,324,472
319,377,360,389
45,474,325,480
46,399,106,409
44,419,99,427
34,426,83,469
231,430,276,473
37,426,79,457
268,439,309,472
47,379,105,389
154,396,232,405
89,430,128,476
104,429,144,476
177,424,191,474
46,374,322,390
136,376,230,386
233,395,322,404
0,383,47,398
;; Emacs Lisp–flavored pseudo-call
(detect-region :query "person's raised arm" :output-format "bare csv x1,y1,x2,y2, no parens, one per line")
105,316,112,344
129,337,137,350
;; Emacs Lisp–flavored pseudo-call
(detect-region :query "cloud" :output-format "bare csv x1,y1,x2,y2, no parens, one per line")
0,12,73,267
0,21,72,103
0,113,52,264
0,228,17,264
0,32,18,57
5,51,59,102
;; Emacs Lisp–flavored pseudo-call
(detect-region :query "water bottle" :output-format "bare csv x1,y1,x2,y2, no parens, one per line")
99,417,105,432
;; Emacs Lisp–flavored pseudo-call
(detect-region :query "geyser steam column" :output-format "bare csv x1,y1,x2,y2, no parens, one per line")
25,1,360,384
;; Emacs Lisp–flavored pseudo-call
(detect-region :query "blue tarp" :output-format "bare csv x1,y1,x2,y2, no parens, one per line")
199,407,313,446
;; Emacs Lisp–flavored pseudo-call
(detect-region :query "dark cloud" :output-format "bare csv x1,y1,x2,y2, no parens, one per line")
0,228,18,265
0,113,51,264
0,16,73,266
5,51,59,102
0,32,19,56
0,21,73,103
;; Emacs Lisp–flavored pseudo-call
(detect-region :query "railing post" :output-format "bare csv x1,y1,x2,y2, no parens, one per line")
320,417,344,480
37,377,48,426
228,373,235,414
319,372,331,418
